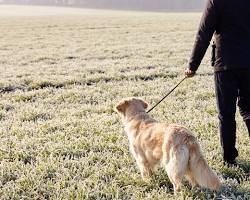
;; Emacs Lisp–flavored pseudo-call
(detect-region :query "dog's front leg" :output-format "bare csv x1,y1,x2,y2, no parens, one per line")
136,157,152,180
130,145,152,180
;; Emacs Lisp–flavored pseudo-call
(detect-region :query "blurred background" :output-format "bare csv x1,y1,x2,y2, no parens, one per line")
0,0,206,11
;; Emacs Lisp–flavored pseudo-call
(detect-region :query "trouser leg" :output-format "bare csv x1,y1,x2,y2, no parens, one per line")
214,71,238,162
245,119,250,137
237,69,250,137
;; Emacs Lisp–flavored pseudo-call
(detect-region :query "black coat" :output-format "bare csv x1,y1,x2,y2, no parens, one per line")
189,0,250,72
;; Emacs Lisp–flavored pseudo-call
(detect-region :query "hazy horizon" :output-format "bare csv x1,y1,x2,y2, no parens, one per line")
0,5,109,16
0,4,159,16
0,0,206,12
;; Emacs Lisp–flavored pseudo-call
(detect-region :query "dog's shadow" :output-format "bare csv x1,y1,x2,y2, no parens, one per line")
217,160,250,199
146,171,173,192
145,171,218,198
220,159,250,182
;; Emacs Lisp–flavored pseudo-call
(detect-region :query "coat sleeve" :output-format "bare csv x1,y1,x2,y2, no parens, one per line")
188,0,218,71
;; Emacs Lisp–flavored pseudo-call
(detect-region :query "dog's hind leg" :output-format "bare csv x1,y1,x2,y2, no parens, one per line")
185,168,198,188
165,145,189,194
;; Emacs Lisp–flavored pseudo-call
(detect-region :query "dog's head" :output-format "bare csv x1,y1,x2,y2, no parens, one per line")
114,97,148,118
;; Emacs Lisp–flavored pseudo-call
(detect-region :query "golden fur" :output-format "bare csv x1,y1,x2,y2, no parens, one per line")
115,97,221,193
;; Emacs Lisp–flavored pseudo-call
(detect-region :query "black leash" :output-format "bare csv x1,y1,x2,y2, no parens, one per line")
147,76,187,113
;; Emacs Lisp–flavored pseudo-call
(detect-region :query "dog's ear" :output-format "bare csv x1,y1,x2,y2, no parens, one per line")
138,99,148,109
114,100,128,114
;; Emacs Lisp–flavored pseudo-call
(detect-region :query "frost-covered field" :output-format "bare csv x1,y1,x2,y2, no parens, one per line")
0,5,249,200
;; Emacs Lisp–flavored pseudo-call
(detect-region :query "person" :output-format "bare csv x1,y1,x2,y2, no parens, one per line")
185,0,250,165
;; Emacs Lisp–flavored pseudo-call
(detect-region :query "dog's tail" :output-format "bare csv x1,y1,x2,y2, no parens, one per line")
188,141,221,191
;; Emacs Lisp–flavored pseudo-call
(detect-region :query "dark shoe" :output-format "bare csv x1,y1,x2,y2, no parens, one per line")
223,148,238,164
224,148,239,167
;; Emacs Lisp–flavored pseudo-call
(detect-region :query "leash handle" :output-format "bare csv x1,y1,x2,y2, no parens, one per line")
147,76,187,113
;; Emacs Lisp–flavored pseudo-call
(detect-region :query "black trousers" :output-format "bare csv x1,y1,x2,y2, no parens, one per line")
214,69,250,162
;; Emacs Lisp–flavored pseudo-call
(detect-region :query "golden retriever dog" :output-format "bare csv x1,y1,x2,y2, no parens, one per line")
115,97,221,193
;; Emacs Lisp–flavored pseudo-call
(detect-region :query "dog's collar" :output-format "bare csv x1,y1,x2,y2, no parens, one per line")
125,111,149,123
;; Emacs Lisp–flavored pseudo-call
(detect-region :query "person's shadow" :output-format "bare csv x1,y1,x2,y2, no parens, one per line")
217,159,250,199
237,159,250,173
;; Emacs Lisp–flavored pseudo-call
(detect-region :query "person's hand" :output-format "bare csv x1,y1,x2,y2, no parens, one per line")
185,68,196,78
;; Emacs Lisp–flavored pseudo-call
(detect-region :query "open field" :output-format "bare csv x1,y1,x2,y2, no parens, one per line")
0,5,250,200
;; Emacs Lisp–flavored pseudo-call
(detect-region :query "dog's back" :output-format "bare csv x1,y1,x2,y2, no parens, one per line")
115,97,221,193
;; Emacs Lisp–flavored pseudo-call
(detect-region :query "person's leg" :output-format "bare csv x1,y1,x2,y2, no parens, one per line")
237,69,250,137
214,71,239,164
246,119,250,137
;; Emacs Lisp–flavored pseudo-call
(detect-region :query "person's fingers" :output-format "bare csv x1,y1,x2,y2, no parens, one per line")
185,68,196,77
